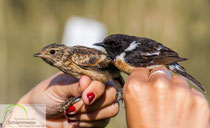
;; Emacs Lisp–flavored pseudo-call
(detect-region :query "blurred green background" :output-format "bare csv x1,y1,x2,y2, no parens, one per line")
0,0,210,127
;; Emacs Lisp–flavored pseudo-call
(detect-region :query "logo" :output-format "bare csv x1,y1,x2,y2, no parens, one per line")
0,104,46,128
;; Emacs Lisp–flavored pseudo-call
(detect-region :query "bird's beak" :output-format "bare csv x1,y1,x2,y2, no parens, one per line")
33,52,43,58
93,42,105,47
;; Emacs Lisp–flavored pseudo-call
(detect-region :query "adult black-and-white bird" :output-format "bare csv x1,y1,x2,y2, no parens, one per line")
94,34,206,92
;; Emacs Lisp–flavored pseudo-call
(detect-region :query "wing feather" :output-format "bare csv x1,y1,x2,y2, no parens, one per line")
69,46,111,69
125,38,187,67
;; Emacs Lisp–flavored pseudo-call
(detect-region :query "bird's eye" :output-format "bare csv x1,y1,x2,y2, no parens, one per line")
50,50,55,54
112,41,120,47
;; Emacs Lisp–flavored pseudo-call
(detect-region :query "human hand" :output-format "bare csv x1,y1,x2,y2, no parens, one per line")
18,72,119,128
123,67,210,128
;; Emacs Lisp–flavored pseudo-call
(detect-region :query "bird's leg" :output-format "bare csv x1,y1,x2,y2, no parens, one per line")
115,88,123,103
59,96,81,112
106,81,123,103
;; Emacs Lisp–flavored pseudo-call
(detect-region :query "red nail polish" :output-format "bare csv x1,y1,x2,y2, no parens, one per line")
87,92,95,103
66,105,75,113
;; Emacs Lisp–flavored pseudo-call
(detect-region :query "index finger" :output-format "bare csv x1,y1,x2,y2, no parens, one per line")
44,72,81,98
130,68,150,82
123,68,150,94
81,79,106,105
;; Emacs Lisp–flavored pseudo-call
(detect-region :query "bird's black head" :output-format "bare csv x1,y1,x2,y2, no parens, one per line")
94,34,137,59
33,43,67,67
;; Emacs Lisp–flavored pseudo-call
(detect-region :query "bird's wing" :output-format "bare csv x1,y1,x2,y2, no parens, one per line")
125,37,187,67
153,47,188,65
69,46,112,69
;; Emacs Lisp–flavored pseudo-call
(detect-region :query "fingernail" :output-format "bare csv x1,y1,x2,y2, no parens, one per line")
87,92,95,103
66,105,75,113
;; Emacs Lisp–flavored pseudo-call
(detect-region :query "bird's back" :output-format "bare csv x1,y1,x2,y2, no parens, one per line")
62,45,125,87
124,37,187,67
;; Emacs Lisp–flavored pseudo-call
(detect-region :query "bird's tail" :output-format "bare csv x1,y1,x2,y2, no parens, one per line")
168,63,206,93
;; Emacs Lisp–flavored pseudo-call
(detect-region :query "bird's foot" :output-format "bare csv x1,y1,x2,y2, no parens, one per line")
53,96,81,112
115,88,123,103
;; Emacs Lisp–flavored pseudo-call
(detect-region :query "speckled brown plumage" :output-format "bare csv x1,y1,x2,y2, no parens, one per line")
34,43,124,112
34,43,124,86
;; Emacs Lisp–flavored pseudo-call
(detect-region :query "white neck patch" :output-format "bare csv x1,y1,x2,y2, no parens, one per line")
115,41,137,62
125,41,138,51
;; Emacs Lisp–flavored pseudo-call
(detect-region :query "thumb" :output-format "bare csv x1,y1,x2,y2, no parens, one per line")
43,72,82,100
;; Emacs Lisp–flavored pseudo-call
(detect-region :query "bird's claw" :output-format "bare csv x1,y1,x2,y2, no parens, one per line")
115,88,123,103
56,96,81,112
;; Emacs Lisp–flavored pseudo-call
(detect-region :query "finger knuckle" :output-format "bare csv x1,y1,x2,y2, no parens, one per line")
106,86,117,101
194,95,209,107
108,85,117,94
125,78,144,91
124,78,149,101
94,81,105,88
153,77,170,90
123,80,140,100
174,86,190,99
110,103,119,117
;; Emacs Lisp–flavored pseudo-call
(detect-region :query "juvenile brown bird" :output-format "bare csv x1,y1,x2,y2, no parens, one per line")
94,34,206,92
34,43,124,112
